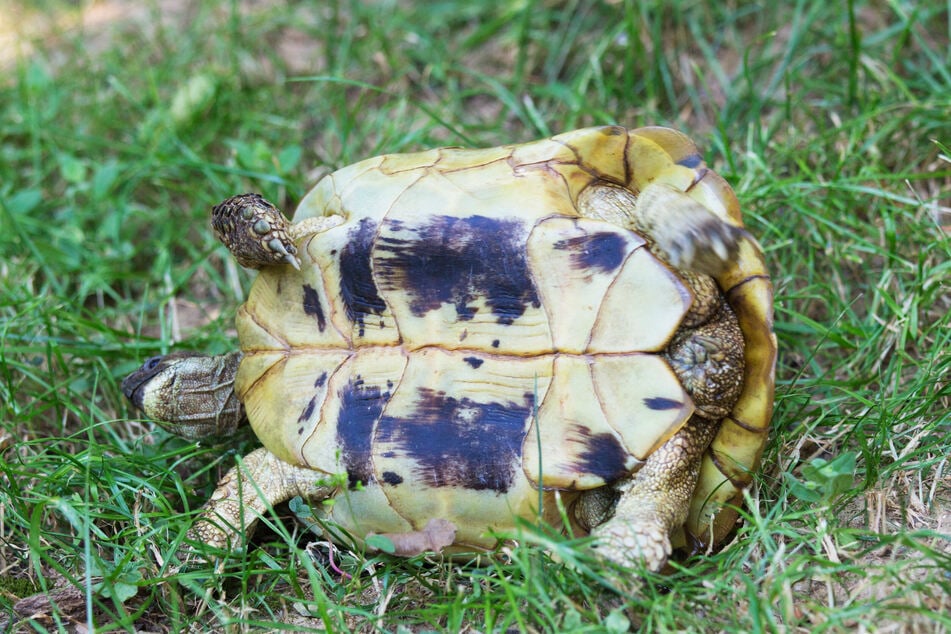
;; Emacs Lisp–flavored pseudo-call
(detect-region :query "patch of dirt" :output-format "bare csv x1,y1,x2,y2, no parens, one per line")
791,470,951,631
1,1,326,77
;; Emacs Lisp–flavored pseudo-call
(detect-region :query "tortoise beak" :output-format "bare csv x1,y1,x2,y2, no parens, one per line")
121,356,165,409
121,376,145,410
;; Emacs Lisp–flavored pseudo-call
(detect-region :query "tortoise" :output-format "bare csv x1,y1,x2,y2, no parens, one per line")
122,126,775,571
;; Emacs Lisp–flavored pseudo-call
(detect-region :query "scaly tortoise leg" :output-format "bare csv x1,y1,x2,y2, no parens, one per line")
582,292,743,570
586,416,719,571
585,303,743,570
212,193,342,270
189,446,336,550
576,185,746,570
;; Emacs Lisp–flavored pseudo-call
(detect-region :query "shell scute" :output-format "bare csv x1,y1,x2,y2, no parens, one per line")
633,127,703,169
527,216,647,354
524,354,637,490
625,133,699,193
726,276,776,431
237,350,349,466
553,126,631,186
238,261,349,350
591,354,694,460
294,156,388,222
305,219,400,345
325,480,415,539
329,348,553,497
589,246,693,353
369,348,553,543
432,145,513,173
508,136,575,169
370,169,554,352
299,347,407,478
378,148,442,175
375,214,542,328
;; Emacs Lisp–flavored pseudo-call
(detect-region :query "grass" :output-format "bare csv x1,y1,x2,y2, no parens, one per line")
1,0,949,631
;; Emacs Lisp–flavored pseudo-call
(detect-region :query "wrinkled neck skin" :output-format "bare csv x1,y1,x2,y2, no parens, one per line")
121,350,245,440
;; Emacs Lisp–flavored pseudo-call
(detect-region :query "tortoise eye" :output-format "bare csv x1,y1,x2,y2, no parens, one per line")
145,356,163,370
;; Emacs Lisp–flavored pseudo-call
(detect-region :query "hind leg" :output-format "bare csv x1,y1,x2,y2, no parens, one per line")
585,416,718,571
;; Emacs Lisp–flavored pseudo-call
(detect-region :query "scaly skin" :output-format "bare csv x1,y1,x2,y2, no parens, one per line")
120,350,245,439
589,416,720,571
190,446,336,550
212,194,301,270
211,193,342,270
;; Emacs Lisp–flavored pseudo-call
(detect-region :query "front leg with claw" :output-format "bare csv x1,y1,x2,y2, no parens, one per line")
211,194,343,270
189,446,337,551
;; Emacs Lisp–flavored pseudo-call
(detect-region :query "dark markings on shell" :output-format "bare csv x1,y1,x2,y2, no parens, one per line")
571,429,630,485
336,377,391,489
298,394,318,423
381,471,404,485
676,153,703,169
463,356,484,369
375,215,540,325
339,218,387,337
298,372,329,428
302,284,327,332
554,231,627,273
491,339,500,348
377,387,531,493
643,396,684,410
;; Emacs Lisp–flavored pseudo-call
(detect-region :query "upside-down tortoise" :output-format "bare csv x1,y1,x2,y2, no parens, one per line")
123,126,775,571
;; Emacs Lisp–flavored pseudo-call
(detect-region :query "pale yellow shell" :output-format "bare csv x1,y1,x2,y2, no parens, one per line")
234,126,775,549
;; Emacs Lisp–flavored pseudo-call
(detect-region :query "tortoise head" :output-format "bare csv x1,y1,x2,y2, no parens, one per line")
121,350,245,440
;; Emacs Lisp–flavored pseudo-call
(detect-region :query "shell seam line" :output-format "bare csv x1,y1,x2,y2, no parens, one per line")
330,177,418,537
246,304,289,348
623,130,633,190
368,169,430,344
243,344,670,360
518,356,555,487
725,273,771,296
301,231,350,344
439,152,512,175
724,413,762,434
364,359,417,532
524,215,559,353
549,132,622,188
298,353,353,470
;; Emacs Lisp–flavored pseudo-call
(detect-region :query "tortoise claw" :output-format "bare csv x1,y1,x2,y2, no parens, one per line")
268,237,302,270
283,251,302,271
